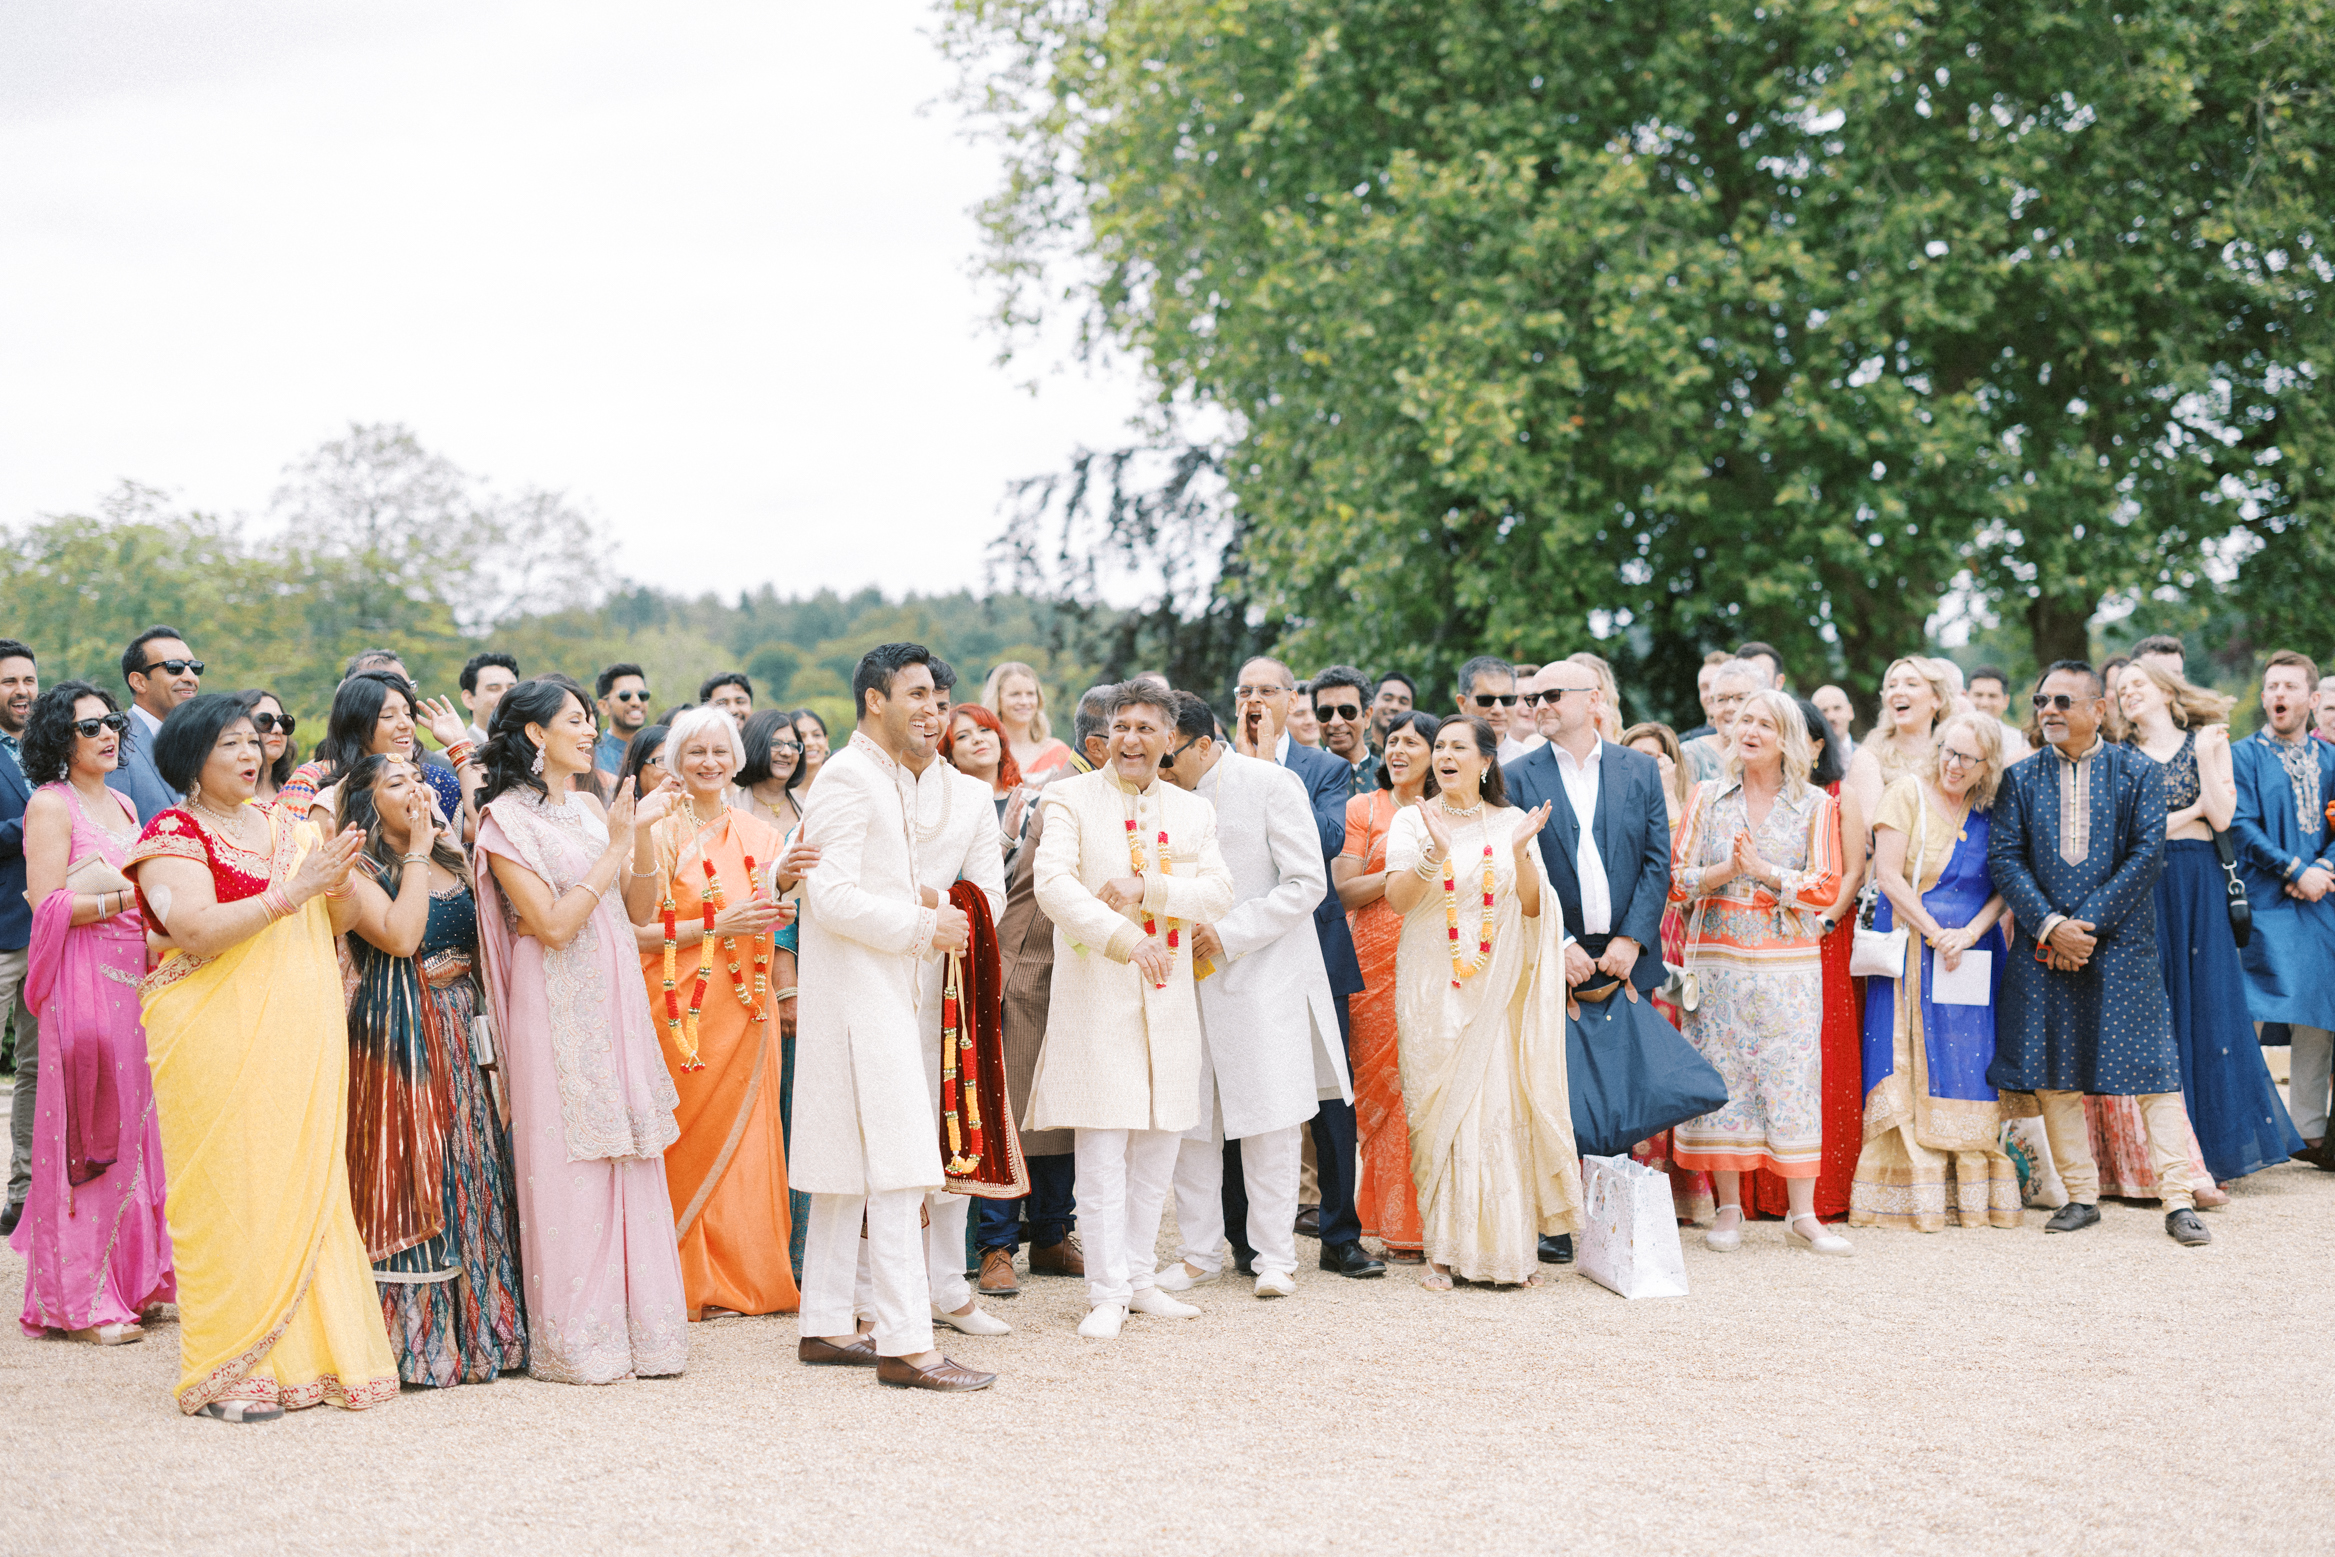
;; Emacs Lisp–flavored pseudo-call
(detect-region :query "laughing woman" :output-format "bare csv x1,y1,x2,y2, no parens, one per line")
126,693,397,1421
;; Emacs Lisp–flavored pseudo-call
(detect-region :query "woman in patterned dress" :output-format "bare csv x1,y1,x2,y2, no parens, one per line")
1669,690,1852,1256
336,754,527,1385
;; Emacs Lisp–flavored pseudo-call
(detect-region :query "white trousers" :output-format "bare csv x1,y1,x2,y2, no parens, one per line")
1072,1127,1180,1307
2287,1025,2333,1139
921,1189,972,1313
798,1189,933,1358
1173,1126,1302,1278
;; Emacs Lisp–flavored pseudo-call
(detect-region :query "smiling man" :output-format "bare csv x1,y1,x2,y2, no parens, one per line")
0,640,40,1234
109,624,201,823
1986,661,2205,1246
460,653,521,745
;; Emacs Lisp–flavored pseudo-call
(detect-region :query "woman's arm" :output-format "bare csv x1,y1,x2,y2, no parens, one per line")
23,792,133,927
1333,852,1387,913
1513,844,1543,919
2197,728,2237,832
1871,826,1936,938
487,844,626,951
1823,781,1868,922
344,858,435,959
134,825,363,958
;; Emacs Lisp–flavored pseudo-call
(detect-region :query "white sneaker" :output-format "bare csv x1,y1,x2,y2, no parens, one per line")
1153,1260,1220,1293
932,1302,1012,1336
1252,1270,1295,1299
1077,1303,1126,1339
1127,1286,1200,1319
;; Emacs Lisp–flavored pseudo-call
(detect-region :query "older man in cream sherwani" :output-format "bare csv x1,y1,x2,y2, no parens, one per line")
791,643,998,1392
1029,681,1235,1339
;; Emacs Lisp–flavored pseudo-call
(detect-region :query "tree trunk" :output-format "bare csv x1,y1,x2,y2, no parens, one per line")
2025,593,2095,672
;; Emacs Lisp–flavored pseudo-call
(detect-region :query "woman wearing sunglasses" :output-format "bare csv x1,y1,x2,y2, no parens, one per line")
10,682,176,1347
238,690,297,805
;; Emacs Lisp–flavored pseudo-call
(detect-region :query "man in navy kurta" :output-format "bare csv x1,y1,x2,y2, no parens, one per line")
1987,661,2206,1245
2229,650,2335,1160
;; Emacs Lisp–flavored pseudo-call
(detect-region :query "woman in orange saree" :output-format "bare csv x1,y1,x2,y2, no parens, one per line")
1332,712,1439,1260
633,709,800,1320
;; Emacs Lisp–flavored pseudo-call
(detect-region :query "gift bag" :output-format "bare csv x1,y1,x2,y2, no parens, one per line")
2001,1117,2068,1210
1577,1153,1688,1300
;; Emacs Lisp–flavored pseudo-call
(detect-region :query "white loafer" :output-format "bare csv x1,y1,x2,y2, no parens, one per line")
1076,1303,1126,1339
1785,1215,1853,1257
1127,1286,1200,1319
1153,1260,1220,1293
932,1302,1013,1336
1252,1270,1295,1299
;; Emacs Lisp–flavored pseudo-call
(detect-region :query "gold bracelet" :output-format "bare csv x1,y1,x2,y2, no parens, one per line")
771,986,798,1002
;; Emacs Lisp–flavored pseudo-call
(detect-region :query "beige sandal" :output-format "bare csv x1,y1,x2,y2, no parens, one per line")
66,1323,145,1346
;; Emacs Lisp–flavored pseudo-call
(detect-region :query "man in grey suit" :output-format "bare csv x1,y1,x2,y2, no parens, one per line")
0,641,40,1233
1502,659,1673,1264
108,625,202,825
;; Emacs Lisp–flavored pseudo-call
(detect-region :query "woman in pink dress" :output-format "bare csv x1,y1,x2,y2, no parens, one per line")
10,681,176,1344
472,678,691,1385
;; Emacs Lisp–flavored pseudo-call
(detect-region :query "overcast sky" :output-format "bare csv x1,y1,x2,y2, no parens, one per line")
0,1,1147,600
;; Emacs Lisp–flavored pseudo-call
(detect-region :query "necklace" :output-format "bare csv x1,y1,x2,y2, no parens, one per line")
189,793,251,842
1437,797,1486,819
1441,826,1497,987
1122,791,1180,987
686,795,724,831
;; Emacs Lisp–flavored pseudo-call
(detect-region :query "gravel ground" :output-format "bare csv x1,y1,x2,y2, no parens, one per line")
7,1087,2331,1557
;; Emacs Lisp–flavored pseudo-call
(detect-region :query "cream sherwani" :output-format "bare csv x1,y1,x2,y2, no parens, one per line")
1030,767,1234,1305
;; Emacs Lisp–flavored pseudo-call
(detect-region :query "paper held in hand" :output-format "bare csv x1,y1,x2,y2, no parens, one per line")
1929,948,1993,1006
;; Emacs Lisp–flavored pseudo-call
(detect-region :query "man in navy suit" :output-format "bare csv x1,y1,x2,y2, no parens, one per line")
0,641,41,1232
108,625,202,825
1503,660,1673,1263
1226,656,1383,1278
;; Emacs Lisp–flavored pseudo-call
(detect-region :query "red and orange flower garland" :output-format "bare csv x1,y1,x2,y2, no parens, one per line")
1122,814,1179,988
1442,844,1496,988
660,850,771,1070
940,949,984,1175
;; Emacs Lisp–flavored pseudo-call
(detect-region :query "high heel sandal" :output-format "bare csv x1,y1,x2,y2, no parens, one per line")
1784,1214,1854,1257
1703,1204,1744,1252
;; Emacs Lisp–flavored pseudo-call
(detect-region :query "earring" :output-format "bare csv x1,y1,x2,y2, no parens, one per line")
529,744,544,776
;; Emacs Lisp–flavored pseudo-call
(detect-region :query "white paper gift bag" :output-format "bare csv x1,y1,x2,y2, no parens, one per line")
1577,1153,1688,1300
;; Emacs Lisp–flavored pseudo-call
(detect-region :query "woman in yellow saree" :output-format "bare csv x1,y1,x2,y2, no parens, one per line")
126,694,398,1423
631,708,804,1320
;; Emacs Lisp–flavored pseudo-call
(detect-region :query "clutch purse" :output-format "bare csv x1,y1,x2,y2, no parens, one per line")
65,853,134,898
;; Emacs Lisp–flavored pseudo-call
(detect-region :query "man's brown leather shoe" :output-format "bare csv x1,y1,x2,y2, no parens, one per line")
1028,1234,1085,1277
877,1354,997,1392
977,1246,1020,1296
797,1334,879,1367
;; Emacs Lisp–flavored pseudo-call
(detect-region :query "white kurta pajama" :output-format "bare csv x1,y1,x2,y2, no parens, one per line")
1029,768,1235,1306
1171,754,1354,1280
791,733,988,1356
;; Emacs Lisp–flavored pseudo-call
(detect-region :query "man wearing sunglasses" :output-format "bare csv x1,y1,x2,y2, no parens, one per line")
108,624,200,824
1452,654,1521,751
593,663,651,774
0,640,39,1235
1987,661,2206,1245
1310,664,1378,796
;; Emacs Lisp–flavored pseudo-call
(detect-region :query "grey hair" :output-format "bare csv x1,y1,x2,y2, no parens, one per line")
664,705,745,772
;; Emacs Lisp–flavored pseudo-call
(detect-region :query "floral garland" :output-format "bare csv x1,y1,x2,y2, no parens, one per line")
1123,812,1179,988
940,949,984,1175
1442,844,1496,988
660,849,770,1070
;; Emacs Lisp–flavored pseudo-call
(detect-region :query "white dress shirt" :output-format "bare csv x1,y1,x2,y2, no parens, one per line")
1497,731,1546,765
131,704,164,741
1551,738,1611,935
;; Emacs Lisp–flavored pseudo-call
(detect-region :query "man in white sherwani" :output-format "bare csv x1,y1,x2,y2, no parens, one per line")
1029,681,1236,1339
1152,691,1353,1299
791,643,997,1392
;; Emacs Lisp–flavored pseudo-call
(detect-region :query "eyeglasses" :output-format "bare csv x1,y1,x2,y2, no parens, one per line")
1234,684,1291,699
1470,693,1519,708
610,689,652,703
1710,692,1747,709
249,711,297,736
71,714,130,738
2031,692,2092,712
770,740,803,756
141,658,204,677
1939,747,1984,768
1314,702,1363,722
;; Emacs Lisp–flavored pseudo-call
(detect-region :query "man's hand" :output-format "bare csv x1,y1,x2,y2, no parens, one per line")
1563,941,1595,988
1593,935,1641,984
1098,875,1146,913
2043,918,2096,970
2299,866,2334,903
1129,936,1171,984
930,904,971,953
1190,923,1224,964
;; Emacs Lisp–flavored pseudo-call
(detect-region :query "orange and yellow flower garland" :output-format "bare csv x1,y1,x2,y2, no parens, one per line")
659,849,772,1071
1442,843,1496,987
1123,814,1178,988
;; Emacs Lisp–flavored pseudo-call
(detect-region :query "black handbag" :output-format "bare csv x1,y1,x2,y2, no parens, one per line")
2211,828,2253,948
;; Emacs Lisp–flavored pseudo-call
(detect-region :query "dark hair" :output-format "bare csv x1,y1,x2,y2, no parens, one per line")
1375,710,1444,793
1311,664,1372,703
653,706,691,727
1103,679,1174,724
2131,634,2187,662
698,670,753,705
852,642,933,718
1967,664,2009,692
317,671,417,781
1432,714,1507,808
1374,671,1417,702
2041,659,2105,698
461,652,520,694
738,707,806,792
1453,655,1513,698
336,753,470,901
595,662,646,699
479,678,584,807
621,724,671,793
0,638,34,668
239,688,297,790
19,680,117,786
1735,641,1785,679
538,673,607,803
1168,690,1217,744
790,707,830,742
343,648,405,681
121,625,188,687
153,692,258,797
930,656,959,694
1072,685,1114,751
1795,698,1847,788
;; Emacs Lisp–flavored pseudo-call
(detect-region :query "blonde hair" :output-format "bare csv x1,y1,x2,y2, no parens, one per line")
665,705,745,773
1879,655,1954,731
2115,659,2235,732
981,661,1052,744
1621,720,1692,810
1721,688,1814,797
1922,712,2006,812
1567,651,1625,740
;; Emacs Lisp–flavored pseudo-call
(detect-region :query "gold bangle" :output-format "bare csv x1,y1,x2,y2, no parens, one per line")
771,986,798,1002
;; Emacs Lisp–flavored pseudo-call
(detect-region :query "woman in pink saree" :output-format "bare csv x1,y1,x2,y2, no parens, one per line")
9,682,174,1343
472,678,691,1385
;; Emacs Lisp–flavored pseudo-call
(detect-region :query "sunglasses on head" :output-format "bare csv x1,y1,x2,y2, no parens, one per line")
142,658,203,677
1471,693,1519,707
72,713,130,738
1313,701,1363,722
249,710,297,736
2031,692,2094,712
610,689,652,702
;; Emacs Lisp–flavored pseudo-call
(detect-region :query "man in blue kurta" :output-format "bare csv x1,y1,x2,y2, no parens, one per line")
2229,650,2335,1164
1987,661,2207,1246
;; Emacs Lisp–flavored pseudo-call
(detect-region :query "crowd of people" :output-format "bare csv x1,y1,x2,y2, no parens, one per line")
1,621,2329,1407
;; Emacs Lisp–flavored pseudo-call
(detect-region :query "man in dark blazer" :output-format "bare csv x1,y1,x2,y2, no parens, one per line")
108,625,201,825
1502,660,1673,1263
0,641,40,1232
1227,656,1382,1278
